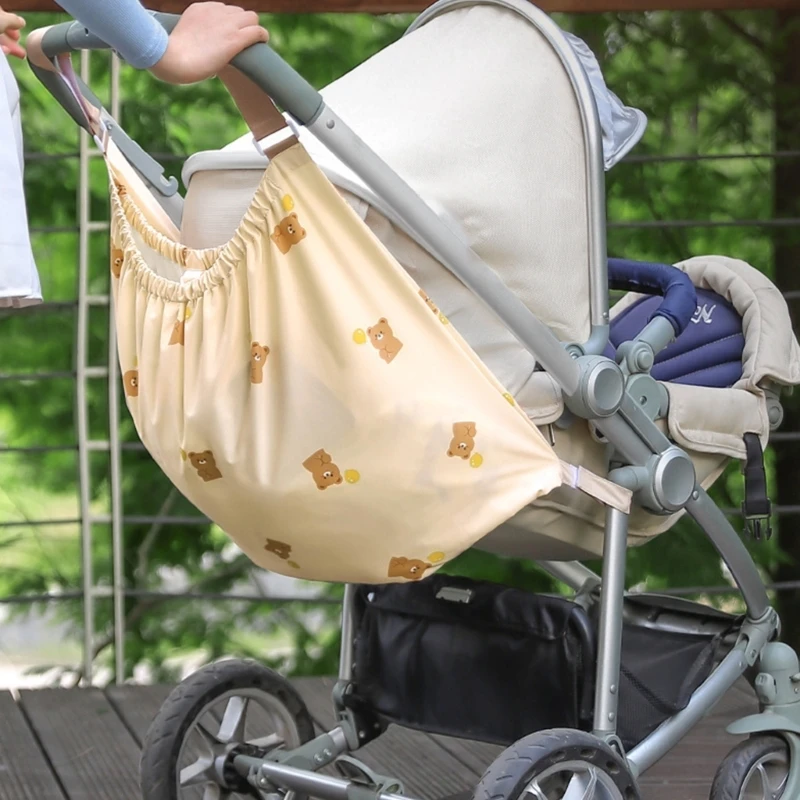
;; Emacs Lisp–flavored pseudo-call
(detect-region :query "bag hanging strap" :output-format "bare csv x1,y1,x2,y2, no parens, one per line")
216,66,299,159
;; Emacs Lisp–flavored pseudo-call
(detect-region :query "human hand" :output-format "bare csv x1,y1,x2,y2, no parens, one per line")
0,7,26,59
150,2,269,85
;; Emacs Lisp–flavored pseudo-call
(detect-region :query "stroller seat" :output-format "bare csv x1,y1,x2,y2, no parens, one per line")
478,252,799,561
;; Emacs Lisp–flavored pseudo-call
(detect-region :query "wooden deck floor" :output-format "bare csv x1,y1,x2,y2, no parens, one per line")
0,676,759,800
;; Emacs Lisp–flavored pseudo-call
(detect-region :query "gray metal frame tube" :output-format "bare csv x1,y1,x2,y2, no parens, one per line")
76,48,94,686
591,413,653,465
687,489,770,620
592,506,629,737
40,16,325,127
108,53,126,685
338,584,356,682
407,0,609,348
538,560,599,592
234,757,408,800
307,107,582,395
627,644,748,776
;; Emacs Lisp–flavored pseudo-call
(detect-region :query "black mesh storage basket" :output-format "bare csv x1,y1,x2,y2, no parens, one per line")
612,596,733,750
350,576,731,750
351,575,596,745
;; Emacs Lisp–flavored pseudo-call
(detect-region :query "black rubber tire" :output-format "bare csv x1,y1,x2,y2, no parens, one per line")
710,735,789,800
473,728,640,800
139,658,316,800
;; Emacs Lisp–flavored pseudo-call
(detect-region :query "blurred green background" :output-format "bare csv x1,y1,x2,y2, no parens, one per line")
0,7,798,687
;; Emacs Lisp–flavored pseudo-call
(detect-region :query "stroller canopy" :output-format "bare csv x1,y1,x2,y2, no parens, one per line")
204,0,647,349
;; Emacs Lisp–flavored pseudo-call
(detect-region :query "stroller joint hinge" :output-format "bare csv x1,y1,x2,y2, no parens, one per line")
332,680,382,749
334,755,405,798
737,609,780,668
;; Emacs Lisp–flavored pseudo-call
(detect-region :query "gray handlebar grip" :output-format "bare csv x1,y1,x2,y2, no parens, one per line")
34,12,324,126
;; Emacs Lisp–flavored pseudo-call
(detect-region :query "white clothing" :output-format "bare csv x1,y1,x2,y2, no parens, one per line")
0,54,42,308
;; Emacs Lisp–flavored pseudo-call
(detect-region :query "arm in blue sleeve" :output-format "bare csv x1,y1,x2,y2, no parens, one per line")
54,0,169,69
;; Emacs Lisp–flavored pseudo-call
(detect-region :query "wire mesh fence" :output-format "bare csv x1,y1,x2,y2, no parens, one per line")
1,24,799,686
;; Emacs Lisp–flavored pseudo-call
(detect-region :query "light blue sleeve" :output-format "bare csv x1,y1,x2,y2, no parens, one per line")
54,0,169,69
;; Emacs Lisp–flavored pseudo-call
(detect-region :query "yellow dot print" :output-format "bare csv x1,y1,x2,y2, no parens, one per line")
185,305,193,321
344,469,361,484
282,194,295,212
428,551,446,564
470,453,484,469
287,560,300,569
133,356,139,368
503,392,515,406
352,329,367,345
438,313,450,325
180,449,187,461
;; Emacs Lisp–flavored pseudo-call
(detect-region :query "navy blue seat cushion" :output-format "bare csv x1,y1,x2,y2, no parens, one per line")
605,288,745,388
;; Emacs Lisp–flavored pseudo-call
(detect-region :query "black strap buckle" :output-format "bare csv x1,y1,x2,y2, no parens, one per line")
741,432,772,541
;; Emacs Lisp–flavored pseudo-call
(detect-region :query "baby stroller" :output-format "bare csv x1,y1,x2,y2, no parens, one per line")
27,1,800,798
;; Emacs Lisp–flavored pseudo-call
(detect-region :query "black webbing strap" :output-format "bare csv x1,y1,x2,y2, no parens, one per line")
742,432,772,541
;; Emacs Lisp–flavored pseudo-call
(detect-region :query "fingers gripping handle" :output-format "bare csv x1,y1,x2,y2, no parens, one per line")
28,12,325,127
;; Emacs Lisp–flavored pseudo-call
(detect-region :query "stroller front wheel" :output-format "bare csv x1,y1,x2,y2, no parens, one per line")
473,729,639,800
710,735,789,800
139,658,315,800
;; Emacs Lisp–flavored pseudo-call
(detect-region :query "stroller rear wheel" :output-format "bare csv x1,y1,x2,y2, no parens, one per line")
710,735,789,800
473,729,639,800
140,658,315,800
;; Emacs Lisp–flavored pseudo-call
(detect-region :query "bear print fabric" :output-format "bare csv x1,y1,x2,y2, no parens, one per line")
106,142,564,584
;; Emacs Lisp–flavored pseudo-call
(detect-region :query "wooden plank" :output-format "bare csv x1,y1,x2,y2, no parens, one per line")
0,691,66,800
19,688,141,800
291,676,337,731
10,0,800,13
294,676,479,799
104,685,173,745
429,735,501,775
106,682,219,789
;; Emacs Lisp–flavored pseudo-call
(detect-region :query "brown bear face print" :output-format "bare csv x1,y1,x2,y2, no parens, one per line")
250,342,270,384
188,450,223,482
111,247,124,279
123,369,139,397
169,319,185,346
302,448,343,490
367,317,403,364
388,556,432,581
448,422,477,460
264,538,292,559
419,290,438,315
270,213,307,255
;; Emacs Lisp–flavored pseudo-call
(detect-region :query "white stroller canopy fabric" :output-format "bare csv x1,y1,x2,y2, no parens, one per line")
202,0,647,353
213,6,647,207
181,0,649,416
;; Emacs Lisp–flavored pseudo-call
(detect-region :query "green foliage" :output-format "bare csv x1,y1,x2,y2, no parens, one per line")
0,9,789,681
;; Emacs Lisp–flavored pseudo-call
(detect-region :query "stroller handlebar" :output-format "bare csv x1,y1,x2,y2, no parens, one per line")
26,11,324,129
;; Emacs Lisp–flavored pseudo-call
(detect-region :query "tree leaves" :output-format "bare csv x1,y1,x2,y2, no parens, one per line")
0,8,784,680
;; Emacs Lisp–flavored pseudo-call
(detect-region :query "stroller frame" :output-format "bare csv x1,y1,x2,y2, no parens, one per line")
28,1,800,797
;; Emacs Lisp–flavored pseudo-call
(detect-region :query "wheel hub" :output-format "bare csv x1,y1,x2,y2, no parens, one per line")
222,743,271,795
176,689,297,798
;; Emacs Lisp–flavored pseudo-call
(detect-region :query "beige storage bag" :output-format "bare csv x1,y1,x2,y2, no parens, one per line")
102,67,632,582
